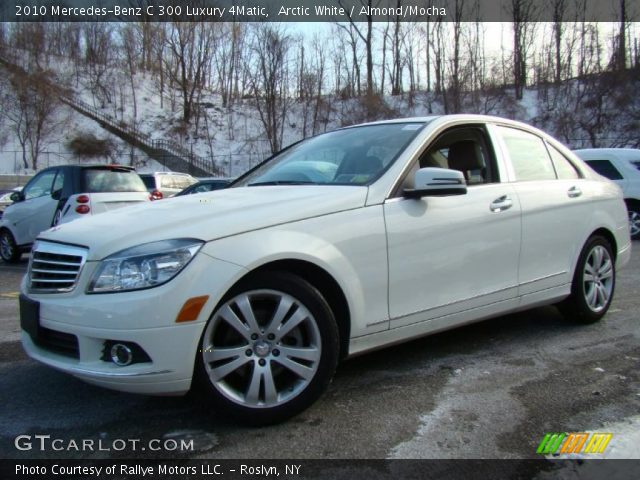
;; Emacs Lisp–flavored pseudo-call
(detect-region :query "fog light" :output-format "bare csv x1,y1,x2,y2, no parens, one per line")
110,343,133,366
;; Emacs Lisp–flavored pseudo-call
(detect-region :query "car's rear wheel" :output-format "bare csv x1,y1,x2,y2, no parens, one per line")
0,229,20,263
560,235,615,324
194,271,339,425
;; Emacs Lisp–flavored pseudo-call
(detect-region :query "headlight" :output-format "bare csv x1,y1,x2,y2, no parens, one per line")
87,239,204,293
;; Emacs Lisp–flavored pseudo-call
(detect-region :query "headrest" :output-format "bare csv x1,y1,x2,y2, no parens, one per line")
447,141,485,171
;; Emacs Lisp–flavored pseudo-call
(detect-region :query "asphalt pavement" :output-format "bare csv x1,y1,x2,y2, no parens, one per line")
0,247,638,462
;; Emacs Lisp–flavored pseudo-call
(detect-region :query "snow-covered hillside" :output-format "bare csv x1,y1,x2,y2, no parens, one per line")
1,51,638,177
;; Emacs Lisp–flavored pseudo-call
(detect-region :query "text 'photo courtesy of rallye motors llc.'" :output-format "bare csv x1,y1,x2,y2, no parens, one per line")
2,1,640,478
17,115,631,425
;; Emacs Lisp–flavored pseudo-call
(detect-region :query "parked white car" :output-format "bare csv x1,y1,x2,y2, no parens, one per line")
19,116,631,424
573,148,640,239
0,165,150,263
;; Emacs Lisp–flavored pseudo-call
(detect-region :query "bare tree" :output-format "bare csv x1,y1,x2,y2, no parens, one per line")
551,0,567,84
1,71,63,170
82,23,116,108
121,25,139,122
337,0,378,99
334,22,362,97
447,0,466,112
164,21,213,124
249,24,292,154
509,0,539,99
612,0,629,72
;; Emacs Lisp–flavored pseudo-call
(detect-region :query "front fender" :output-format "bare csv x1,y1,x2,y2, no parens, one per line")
200,206,390,338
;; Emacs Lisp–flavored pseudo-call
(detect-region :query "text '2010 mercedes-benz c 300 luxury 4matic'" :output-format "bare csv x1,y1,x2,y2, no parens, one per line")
19,115,631,424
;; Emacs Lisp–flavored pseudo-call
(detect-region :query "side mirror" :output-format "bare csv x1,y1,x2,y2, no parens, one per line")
403,167,467,198
9,191,23,203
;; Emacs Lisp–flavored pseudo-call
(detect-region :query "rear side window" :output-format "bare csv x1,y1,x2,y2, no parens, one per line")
160,176,193,189
160,176,175,188
496,126,556,181
83,169,148,193
585,160,623,180
632,161,640,171
547,145,580,180
174,176,195,189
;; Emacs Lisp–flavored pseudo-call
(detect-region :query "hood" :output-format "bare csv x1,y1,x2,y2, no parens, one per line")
39,186,368,260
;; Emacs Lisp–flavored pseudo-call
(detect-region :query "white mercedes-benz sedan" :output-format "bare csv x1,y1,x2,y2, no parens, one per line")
19,115,631,424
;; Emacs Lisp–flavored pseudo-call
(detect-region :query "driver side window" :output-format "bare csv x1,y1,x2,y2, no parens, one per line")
23,170,57,201
419,127,498,185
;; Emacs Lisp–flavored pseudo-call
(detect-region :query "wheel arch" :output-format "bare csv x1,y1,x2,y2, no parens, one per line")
568,227,618,286
625,198,640,210
229,259,351,361
589,227,618,261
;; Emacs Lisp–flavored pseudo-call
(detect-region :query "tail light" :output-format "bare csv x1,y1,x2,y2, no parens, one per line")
150,190,163,201
76,194,90,214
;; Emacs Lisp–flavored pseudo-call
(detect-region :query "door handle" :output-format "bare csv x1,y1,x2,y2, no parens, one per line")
567,186,582,198
490,195,513,213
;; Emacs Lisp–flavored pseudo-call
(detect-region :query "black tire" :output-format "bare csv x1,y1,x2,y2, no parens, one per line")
194,271,339,425
0,229,21,263
559,235,615,324
51,208,63,227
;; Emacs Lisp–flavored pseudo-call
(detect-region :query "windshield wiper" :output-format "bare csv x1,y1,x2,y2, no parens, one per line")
248,180,317,186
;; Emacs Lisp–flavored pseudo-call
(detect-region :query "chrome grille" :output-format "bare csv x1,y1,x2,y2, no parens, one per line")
29,241,88,293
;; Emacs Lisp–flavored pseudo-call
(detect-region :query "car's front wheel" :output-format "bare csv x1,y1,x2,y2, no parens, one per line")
560,235,615,324
0,229,20,263
52,208,63,227
194,271,339,425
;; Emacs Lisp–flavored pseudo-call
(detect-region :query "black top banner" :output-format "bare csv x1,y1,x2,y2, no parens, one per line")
1,0,638,23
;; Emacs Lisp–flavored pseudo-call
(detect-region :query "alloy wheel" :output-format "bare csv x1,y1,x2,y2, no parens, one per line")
0,232,15,261
629,210,640,238
582,245,614,313
201,290,322,408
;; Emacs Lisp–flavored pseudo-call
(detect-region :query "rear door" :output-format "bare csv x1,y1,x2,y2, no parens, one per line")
493,125,590,296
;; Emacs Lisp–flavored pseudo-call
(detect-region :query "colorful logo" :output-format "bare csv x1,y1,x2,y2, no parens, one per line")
537,432,613,455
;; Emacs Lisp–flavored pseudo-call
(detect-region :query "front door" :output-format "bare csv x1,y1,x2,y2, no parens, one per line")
384,126,521,328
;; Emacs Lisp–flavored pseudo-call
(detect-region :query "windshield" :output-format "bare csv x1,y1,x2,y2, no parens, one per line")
235,123,426,187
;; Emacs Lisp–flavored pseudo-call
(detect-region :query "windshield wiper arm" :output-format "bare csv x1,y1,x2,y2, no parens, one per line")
248,180,317,186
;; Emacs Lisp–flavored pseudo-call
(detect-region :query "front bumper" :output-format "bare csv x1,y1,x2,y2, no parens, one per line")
20,251,246,395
